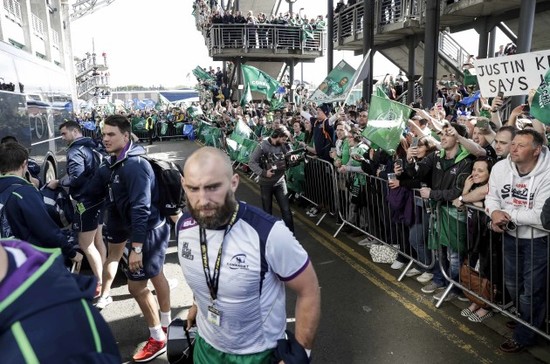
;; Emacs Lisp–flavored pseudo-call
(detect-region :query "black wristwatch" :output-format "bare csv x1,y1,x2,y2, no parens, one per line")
131,246,143,254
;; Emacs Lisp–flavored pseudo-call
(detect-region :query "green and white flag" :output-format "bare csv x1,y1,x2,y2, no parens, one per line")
362,95,412,155
241,65,281,101
187,105,203,119
229,118,254,145
240,83,252,107
531,69,550,125
192,66,215,83
104,102,115,115
309,60,356,104
269,97,285,111
375,84,389,99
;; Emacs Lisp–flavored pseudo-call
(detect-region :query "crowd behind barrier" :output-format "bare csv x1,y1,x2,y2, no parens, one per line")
73,108,196,143
187,86,550,353
4,73,549,356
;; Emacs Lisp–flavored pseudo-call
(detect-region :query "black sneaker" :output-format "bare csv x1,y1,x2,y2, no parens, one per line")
506,320,518,330
499,338,525,353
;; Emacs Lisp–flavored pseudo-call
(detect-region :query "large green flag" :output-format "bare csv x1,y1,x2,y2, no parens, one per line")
463,69,478,87
237,138,258,164
531,69,550,125
362,95,412,155
240,83,252,107
308,60,356,104
229,118,254,145
269,98,285,111
241,65,281,101
192,66,215,83
375,84,389,99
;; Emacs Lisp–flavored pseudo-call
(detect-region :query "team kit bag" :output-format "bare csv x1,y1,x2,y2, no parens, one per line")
166,318,196,364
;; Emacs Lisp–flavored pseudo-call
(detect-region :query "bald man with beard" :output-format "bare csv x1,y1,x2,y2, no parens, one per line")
176,147,321,363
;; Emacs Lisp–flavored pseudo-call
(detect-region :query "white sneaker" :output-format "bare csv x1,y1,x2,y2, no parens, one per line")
390,261,405,270
95,295,113,310
416,272,434,284
357,238,375,248
405,268,422,277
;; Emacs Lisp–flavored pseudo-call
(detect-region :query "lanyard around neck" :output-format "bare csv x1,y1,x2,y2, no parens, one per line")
199,204,239,301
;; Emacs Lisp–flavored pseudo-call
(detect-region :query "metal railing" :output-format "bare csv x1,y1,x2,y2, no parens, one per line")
438,30,470,73
333,1,469,78
77,75,110,98
75,53,108,79
208,24,326,53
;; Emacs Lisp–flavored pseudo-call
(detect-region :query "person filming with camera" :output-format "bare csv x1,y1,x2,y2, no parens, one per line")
249,126,297,232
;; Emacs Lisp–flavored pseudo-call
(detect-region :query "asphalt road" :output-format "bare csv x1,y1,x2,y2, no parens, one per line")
97,139,550,364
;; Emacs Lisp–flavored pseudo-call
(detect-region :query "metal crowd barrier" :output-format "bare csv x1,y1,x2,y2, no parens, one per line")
196,127,550,343
299,156,340,225
333,171,436,276
432,201,550,341
304,165,550,342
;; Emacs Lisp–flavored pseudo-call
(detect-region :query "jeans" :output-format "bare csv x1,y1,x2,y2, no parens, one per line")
432,245,461,294
503,234,548,346
260,180,294,232
409,212,431,267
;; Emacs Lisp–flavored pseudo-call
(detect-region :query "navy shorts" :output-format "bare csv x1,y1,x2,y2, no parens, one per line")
73,200,103,233
120,220,170,281
103,219,129,245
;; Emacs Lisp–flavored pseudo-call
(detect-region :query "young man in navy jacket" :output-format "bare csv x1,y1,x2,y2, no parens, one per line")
102,114,172,362
0,142,81,265
48,120,105,297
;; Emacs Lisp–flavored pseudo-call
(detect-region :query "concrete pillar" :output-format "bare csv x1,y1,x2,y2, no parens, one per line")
408,36,417,104
327,0,334,74
488,27,497,58
422,0,440,108
477,19,489,59
512,0,536,107
288,59,295,102
362,0,375,103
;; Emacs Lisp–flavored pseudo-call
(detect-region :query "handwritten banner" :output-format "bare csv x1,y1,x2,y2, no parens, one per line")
474,49,550,97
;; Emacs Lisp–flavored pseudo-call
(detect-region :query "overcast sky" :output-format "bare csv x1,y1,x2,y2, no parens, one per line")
69,0,509,88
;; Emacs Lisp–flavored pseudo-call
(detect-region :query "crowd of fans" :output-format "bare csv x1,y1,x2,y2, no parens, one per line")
186,66,550,354
194,0,325,31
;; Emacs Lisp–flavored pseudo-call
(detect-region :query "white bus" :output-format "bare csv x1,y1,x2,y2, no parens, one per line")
0,41,76,182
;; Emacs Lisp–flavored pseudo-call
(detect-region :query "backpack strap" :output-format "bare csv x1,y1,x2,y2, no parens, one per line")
0,183,25,238
0,184,25,204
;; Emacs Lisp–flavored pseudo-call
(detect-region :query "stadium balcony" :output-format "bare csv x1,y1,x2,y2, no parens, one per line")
206,24,325,63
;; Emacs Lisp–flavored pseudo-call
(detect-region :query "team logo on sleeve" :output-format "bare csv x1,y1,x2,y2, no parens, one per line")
227,254,249,270
180,218,198,230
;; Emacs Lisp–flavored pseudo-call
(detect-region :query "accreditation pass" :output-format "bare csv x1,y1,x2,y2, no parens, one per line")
208,305,221,326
